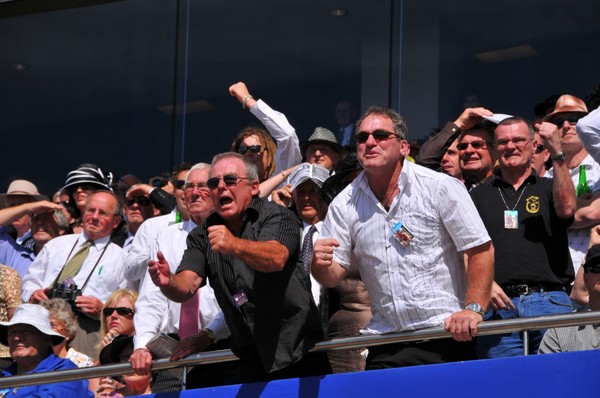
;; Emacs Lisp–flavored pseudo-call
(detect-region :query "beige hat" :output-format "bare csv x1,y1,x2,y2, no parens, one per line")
543,94,588,123
0,179,47,206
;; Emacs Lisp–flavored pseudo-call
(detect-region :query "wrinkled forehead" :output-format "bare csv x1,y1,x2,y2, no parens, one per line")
210,158,246,177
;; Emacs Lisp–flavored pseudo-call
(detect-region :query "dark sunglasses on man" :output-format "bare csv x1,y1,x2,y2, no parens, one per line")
354,129,400,144
552,116,580,127
207,174,250,190
238,145,262,155
125,196,151,207
456,140,488,151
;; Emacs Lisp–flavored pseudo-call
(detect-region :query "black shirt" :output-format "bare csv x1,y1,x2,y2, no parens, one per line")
178,197,323,372
470,170,574,286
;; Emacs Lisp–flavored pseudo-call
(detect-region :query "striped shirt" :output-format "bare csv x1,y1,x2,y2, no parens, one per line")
178,197,323,373
322,160,490,334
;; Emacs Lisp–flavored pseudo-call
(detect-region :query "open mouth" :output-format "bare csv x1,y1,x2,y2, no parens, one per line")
219,197,233,206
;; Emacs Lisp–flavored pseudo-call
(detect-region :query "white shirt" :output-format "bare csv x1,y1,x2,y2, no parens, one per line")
547,153,600,275
302,221,323,306
21,232,127,303
321,160,491,334
577,107,600,164
124,210,178,290
250,99,302,176
133,219,227,349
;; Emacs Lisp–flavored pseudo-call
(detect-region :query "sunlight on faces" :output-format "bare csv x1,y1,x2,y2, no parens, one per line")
305,143,341,170
292,180,328,224
104,296,135,336
174,170,190,214
356,114,408,172
209,158,259,221
82,192,121,240
458,130,493,173
495,122,535,170
441,139,462,178
240,135,268,180
184,168,214,221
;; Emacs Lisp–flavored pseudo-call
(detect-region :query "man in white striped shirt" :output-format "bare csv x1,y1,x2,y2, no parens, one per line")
312,106,494,369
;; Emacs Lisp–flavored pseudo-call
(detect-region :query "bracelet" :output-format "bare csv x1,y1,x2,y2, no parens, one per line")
281,171,287,180
242,95,254,109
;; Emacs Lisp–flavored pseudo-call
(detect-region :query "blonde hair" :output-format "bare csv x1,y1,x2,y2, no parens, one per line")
96,289,138,353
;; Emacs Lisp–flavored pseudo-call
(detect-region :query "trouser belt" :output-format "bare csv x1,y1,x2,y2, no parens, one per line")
501,283,566,297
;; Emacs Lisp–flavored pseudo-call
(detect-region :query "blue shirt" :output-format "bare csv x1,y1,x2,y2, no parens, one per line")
0,229,34,279
1,353,93,398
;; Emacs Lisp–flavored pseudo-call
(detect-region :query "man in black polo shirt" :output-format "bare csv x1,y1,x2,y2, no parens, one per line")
470,116,576,358
147,152,329,384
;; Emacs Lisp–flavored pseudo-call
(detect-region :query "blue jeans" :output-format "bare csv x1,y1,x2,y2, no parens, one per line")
476,290,573,358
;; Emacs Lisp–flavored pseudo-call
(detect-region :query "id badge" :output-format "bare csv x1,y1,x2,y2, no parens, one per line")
390,221,414,247
504,210,518,229
232,290,248,308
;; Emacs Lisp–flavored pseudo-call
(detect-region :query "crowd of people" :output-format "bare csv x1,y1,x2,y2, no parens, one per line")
0,81,600,396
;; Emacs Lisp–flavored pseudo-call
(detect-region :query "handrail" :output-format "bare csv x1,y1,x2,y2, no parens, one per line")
1,311,599,389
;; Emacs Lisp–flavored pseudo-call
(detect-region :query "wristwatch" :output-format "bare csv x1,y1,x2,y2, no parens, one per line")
202,328,216,343
550,152,566,161
465,303,485,317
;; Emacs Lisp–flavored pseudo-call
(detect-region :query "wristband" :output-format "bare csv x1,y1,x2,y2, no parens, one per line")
242,95,254,109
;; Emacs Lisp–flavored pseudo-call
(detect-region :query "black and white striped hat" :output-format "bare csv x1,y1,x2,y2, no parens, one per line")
62,164,113,192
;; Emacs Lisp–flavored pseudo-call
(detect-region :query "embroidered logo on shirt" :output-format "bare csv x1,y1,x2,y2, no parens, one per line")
525,196,540,214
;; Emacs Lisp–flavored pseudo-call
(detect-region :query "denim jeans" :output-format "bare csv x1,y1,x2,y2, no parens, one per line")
476,290,573,358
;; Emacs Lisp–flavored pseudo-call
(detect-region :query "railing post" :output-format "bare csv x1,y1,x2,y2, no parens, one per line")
522,330,529,355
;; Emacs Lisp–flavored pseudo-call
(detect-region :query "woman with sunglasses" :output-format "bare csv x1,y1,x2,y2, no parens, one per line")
94,289,152,397
229,82,302,185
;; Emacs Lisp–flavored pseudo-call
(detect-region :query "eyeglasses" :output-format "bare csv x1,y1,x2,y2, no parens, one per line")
534,144,546,154
102,307,134,317
125,196,150,207
207,174,250,189
552,116,580,127
184,182,210,193
71,183,97,192
174,179,186,190
457,140,488,151
355,129,400,144
495,137,532,149
584,263,600,274
238,145,262,155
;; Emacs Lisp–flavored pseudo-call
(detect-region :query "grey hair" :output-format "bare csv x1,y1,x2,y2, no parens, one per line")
355,106,408,140
211,152,259,182
40,298,79,343
185,163,211,183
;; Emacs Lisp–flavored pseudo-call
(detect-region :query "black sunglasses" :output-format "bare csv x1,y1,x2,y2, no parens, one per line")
238,145,262,155
355,130,399,144
584,264,600,274
534,144,545,154
103,307,134,317
207,174,250,189
552,116,580,127
174,179,186,190
70,183,97,192
125,196,150,207
457,140,488,150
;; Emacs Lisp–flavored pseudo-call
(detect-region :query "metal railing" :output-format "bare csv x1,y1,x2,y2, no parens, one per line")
1,311,600,389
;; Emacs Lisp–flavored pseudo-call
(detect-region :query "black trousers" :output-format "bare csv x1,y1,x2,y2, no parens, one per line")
367,338,477,370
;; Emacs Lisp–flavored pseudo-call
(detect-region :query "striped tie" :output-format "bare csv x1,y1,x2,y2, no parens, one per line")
58,240,93,284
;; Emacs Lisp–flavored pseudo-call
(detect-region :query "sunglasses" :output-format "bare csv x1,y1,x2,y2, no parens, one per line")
584,263,600,274
495,137,531,148
238,145,262,155
125,196,150,207
207,174,250,190
71,183,97,192
534,144,546,154
103,307,134,317
174,179,186,190
457,140,488,151
552,116,580,127
355,130,400,144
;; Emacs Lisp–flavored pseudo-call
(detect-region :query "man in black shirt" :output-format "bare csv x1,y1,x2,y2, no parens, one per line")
470,117,576,358
147,152,329,384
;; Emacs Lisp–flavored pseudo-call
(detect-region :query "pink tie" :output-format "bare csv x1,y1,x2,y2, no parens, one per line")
179,291,200,339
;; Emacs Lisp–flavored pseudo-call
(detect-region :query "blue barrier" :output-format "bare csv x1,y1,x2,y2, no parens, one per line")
145,350,599,398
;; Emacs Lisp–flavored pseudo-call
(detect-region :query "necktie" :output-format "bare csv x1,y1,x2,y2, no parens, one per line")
301,225,318,274
57,240,93,284
179,292,200,339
